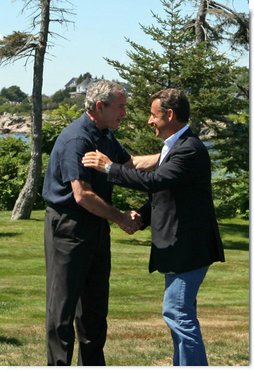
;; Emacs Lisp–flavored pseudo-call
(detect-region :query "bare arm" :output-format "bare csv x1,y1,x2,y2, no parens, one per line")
71,179,141,233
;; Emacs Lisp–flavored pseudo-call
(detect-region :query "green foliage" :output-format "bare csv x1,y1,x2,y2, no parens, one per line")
41,93,84,111
212,171,249,219
211,113,249,173
0,104,83,211
179,45,239,131
209,112,249,218
0,86,30,114
106,0,242,142
112,186,148,211
115,113,161,156
42,104,83,154
106,0,193,153
0,137,30,210
50,88,71,103
0,101,31,115
106,0,193,110
0,96,7,105
0,31,35,62
0,85,28,103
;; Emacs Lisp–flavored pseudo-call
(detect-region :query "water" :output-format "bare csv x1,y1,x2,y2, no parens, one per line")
0,133,29,142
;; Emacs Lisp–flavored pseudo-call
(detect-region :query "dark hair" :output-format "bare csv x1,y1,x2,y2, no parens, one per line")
151,88,190,122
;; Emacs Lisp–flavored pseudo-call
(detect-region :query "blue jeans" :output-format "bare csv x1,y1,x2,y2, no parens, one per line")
162,266,209,366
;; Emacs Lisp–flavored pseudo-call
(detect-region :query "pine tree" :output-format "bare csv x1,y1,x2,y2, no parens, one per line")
105,0,238,147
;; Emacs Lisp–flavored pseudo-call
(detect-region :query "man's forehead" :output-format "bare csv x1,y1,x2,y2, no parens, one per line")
151,98,161,110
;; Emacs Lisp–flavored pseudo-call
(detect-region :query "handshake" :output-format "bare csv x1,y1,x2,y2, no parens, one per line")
118,210,143,235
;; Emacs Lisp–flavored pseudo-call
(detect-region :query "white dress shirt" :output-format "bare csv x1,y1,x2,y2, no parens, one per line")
159,124,189,165
158,124,189,274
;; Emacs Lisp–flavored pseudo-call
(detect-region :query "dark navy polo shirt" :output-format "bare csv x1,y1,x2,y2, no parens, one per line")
42,113,130,210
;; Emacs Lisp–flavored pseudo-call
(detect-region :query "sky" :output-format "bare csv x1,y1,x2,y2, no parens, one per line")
0,0,250,96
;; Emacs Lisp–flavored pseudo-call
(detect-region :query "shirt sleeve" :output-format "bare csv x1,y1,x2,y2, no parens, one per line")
60,137,94,184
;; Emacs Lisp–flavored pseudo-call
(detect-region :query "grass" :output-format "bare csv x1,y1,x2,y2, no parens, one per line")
0,210,249,366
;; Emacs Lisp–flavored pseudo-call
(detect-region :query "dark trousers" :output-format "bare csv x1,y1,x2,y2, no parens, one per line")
44,206,111,366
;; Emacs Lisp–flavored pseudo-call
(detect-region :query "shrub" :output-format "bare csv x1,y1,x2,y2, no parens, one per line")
0,137,30,210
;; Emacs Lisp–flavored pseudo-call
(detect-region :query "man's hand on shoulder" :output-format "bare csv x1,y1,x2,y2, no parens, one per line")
82,150,112,173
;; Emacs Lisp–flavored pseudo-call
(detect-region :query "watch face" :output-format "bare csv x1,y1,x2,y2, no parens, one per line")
105,163,111,173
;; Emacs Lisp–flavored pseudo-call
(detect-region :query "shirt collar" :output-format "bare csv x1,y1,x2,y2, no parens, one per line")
84,112,109,139
163,124,189,151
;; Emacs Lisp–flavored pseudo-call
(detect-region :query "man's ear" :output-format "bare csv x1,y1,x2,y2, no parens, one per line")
95,100,103,111
168,108,175,121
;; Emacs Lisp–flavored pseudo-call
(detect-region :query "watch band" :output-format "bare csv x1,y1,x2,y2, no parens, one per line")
104,163,112,174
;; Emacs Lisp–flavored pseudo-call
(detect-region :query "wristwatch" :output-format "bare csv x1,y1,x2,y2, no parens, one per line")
104,163,112,174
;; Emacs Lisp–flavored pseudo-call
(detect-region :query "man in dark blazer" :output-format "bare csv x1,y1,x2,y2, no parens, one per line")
83,88,225,366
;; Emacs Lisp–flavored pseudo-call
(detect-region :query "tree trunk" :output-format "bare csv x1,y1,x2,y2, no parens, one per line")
11,0,50,220
195,0,208,44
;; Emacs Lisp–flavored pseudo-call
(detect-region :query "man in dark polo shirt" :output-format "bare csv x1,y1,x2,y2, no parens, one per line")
42,80,159,366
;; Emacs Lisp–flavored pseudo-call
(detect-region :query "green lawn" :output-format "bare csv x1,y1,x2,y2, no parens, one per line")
0,210,249,366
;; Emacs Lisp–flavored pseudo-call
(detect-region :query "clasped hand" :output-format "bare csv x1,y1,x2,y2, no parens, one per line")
82,151,142,235
119,210,143,235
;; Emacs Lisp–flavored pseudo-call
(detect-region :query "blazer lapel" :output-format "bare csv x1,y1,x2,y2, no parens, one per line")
159,128,194,166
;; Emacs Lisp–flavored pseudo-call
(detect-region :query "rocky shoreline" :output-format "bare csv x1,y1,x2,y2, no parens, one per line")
0,113,31,134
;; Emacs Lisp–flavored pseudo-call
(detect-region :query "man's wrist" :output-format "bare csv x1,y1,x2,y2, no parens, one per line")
104,163,112,174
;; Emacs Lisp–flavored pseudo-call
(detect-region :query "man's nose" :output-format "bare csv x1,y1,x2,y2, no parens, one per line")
147,116,153,125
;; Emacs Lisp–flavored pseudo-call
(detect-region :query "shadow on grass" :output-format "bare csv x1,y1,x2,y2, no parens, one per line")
223,240,249,251
116,223,249,251
219,222,249,237
115,238,151,246
0,232,22,238
0,336,23,346
219,222,249,251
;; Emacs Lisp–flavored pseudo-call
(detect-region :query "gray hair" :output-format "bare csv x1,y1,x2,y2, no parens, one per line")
84,79,127,112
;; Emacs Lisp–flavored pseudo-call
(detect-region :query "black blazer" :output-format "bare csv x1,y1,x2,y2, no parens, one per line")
108,128,225,274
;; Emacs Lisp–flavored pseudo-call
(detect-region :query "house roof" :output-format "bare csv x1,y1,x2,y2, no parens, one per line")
65,77,78,88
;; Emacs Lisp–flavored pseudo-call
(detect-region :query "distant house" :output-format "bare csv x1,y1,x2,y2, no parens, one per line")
68,76,97,97
65,75,127,98
76,76,93,94
65,77,78,90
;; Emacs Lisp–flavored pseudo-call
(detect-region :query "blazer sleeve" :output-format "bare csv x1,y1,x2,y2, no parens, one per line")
138,200,151,229
107,144,201,193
